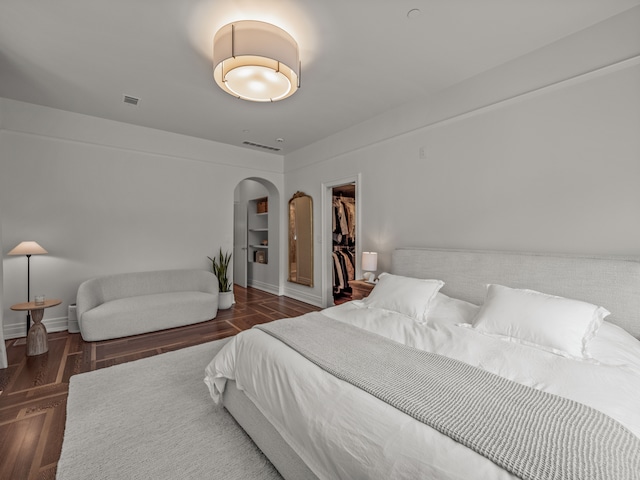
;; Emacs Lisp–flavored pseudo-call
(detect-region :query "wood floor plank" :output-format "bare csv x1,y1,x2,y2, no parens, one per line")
227,312,277,330
0,364,18,394
0,413,47,480
0,286,321,478
0,386,67,421
41,396,67,467
38,463,57,480
28,408,56,480
8,339,68,392
61,352,83,384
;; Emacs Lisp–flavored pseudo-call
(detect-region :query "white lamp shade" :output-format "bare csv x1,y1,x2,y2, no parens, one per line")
362,252,378,271
8,241,48,256
213,21,300,102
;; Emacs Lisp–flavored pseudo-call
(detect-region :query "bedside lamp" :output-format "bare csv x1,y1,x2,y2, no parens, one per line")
362,252,378,283
8,241,48,330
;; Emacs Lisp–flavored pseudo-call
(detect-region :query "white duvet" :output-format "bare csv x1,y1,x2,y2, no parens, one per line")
205,293,640,480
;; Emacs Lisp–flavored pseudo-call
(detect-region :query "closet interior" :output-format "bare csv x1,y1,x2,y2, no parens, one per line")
332,183,356,305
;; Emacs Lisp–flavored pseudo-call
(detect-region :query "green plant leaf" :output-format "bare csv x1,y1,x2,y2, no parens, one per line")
208,248,232,292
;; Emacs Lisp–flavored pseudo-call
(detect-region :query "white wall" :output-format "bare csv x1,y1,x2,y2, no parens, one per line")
0,107,7,368
0,201,6,367
2,9,638,328
1,99,284,338
284,9,640,306
0,104,8,363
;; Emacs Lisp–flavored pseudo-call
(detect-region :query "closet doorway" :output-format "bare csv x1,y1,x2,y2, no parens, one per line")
331,184,356,304
323,174,361,307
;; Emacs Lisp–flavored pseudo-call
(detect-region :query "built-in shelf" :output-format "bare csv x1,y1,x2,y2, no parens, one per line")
248,197,268,264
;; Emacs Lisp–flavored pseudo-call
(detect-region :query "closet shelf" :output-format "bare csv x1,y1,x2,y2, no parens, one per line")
249,196,269,266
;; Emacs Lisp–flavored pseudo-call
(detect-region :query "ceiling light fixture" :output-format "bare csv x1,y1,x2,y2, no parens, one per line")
213,21,300,102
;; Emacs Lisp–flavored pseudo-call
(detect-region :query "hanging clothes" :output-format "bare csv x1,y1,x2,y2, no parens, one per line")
343,198,356,242
332,249,355,294
333,196,355,246
332,192,356,299
333,198,349,236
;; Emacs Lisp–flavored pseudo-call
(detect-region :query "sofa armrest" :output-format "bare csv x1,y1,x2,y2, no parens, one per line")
76,277,104,329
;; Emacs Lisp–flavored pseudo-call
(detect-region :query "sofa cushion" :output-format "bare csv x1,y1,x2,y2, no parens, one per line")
77,270,218,312
80,291,218,341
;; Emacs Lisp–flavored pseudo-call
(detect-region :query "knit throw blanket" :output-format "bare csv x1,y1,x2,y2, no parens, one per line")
256,313,640,480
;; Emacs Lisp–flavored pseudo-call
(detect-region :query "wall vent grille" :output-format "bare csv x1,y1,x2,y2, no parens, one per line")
243,141,281,152
123,95,140,106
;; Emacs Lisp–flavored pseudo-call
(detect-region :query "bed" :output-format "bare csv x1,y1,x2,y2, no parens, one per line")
204,248,640,479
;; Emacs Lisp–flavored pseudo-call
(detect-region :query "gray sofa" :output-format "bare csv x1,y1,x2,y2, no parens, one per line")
76,269,219,341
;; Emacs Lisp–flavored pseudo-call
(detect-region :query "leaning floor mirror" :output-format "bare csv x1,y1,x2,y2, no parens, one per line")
288,191,313,287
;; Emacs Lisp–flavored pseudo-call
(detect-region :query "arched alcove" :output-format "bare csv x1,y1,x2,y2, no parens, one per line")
233,178,281,295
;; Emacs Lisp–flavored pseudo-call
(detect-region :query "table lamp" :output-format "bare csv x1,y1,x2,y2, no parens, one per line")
362,251,378,283
8,241,48,331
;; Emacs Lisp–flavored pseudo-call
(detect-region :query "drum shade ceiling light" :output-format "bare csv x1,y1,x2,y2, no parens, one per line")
213,21,300,102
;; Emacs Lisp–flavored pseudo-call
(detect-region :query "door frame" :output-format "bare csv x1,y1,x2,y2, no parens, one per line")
233,201,248,288
232,178,281,295
321,174,361,308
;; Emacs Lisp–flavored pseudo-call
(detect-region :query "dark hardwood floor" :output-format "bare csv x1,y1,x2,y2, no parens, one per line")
0,286,321,480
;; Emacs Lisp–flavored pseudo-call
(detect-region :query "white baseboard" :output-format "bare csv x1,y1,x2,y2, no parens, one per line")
3,316,69,340
282,288,323,308
247,279,279,296
44,316,70,333
247,280,322,307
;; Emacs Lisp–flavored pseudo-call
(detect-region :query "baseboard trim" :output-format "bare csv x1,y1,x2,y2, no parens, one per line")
3,316,68,340
283,288,323,308
247,280,279,296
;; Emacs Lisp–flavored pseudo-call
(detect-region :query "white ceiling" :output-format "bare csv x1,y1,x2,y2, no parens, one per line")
1,0,638,156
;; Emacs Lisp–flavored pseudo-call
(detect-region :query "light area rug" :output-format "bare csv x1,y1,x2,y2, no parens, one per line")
57,339,282,480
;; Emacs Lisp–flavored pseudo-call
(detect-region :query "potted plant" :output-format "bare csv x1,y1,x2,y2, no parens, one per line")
208,248,234,309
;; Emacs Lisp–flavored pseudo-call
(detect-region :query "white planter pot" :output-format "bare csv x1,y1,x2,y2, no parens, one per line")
218,291,234,310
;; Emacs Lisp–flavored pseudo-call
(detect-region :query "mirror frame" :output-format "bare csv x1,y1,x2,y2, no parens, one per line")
288,191,314,287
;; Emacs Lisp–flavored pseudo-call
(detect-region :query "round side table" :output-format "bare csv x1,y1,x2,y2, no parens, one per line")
11,299,62,356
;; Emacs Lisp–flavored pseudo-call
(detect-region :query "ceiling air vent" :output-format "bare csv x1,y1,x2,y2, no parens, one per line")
123,95,140,106
243,141,281,152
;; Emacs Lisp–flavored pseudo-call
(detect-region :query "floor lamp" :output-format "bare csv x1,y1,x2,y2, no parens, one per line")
8,241,48,331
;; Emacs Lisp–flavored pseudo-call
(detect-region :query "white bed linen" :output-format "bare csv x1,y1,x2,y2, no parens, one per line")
205,293,640,480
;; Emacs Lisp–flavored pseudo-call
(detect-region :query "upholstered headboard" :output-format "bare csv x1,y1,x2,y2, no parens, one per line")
392,248,640,339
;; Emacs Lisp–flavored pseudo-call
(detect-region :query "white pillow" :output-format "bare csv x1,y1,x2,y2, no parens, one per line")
364,273,444,321
428,293,480,326
471,284,609,358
